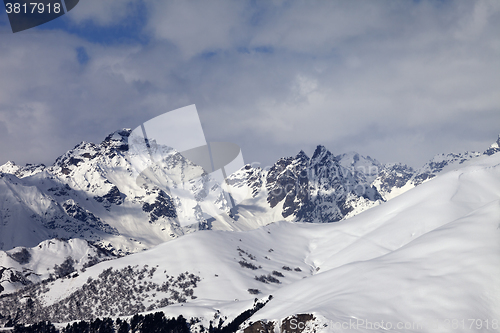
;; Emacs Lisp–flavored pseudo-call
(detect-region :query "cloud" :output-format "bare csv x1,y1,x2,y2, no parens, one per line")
65,0,139,26
145,0,249,58
249,1,391,54
0,0,499,169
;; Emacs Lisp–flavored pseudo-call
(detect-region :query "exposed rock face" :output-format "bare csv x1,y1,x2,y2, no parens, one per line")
336,151,382,183
142,189,177,222
62,200,118,235
0,161,45,178
0,129,177,253
0,267,31,288
47,184,72,197
94,185,124,209
227,164,264,198
264,146,382,222
8,248,31,264
376,163,415,194
100,129,131,152
266,152,309,211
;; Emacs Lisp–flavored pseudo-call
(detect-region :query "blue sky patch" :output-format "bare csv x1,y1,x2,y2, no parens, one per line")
75,46,89,65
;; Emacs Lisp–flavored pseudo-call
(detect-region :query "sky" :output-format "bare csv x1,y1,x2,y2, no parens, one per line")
0,0,499,170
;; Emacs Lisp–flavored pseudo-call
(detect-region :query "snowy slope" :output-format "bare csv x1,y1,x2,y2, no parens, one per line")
250,152,500,332
2,152,499,332
0,238,115,295
0,171,121,251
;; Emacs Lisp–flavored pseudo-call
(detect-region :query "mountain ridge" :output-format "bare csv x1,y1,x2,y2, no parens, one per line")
0,130,386,254
1,131,498,253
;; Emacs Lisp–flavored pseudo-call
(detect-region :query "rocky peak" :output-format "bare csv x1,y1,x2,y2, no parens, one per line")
0,161,45,179
310,145,336,165
484,134,500,156
295,150,309,162
308,146,345,182
51,129,132,177
264,145,382,222
0,161,19,174
100,128,131,152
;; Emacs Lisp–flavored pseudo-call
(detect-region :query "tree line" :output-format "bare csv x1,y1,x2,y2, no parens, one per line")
9,312,190,333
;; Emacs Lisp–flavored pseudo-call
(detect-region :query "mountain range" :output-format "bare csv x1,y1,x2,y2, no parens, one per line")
0,131,499,332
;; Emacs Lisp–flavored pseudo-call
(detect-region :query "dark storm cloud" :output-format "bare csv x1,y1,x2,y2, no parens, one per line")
0,0,499,169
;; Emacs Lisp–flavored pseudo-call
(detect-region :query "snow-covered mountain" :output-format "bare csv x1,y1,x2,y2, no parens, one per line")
371,135,500,200
0,130,384,302
372,151,485,200
0,129,263,255
0,130,384,259
0,130,185,255
228,146,383,224
1,148,499,332
1,131,498,257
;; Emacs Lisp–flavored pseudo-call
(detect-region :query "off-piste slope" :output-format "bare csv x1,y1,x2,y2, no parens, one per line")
0,219,319,325
250,151,500,332
2,152,499,332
